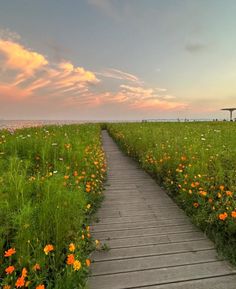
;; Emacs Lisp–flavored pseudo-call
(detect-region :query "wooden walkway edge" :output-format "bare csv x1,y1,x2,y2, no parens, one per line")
88,131,236,289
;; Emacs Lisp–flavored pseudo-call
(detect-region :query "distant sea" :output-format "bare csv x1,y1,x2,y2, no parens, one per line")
0,120,84,130
0,118,218,130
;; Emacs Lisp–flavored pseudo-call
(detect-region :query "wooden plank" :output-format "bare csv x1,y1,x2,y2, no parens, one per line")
93,224,197,240
88,262,236,289
93,239,214,262
99,231,206,249
137,275,236,289
91,249,217,275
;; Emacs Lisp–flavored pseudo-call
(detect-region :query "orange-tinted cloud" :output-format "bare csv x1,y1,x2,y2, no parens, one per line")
0,39,48,75
0,83,31,101
0,35,187,116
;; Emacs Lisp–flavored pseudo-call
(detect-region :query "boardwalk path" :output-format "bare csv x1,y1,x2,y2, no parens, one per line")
88,131,236,289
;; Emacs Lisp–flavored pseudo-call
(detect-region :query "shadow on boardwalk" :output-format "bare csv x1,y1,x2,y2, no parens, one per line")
88,131,236,289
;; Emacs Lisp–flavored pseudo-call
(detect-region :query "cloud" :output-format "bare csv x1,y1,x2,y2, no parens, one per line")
0,27,21,41
0,38,99,101
58,61,99,83
185,41,207,53
120,84,154,100
132,99,188,111
87,0,121,21
0,39,48,75
98,68,142,84
0,33,187,117
0,83,31,101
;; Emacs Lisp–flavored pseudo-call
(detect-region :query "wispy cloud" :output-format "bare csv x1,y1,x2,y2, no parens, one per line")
0,27,21,41
98,68,142,84
0,38,99,101
87,0,121,21
0,33,187,116
185,41,207,53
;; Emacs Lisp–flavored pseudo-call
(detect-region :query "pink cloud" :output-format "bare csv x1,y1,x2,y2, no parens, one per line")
0,35,187,117
0,83,31,101
0,39,48,75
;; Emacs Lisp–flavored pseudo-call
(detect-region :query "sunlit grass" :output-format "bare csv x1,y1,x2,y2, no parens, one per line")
107,122,236,264
0,124,106,289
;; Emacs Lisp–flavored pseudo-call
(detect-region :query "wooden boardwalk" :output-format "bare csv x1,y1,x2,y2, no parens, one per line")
88,131,236,289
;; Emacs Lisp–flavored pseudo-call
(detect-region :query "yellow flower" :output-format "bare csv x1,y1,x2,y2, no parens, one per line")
69,243,75,252
73,260,81,271
219,185,224,191
86,204,91,209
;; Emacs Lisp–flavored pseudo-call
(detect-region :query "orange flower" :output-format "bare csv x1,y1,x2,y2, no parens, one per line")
199,191,207,197
36,285,45,289
69,243,75,252
3,286,11,289
193,202,199,208
22,267,27,278
33,263,41,271
15,276,25,288
219,185,224,191
219,212,228,221
87,233,91,238
226,191,233,197
64,175,69,180
85,259,91,267
44,244,54,255
73,171,78,176
5,265,15,274
67,254,75,265
231,211,236,218
181,156,187,161
4,248,16,257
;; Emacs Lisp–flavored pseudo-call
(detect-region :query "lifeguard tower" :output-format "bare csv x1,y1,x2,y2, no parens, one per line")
221,108,236,121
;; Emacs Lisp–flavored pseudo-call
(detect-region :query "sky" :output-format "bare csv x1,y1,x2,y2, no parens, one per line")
0,0,236,120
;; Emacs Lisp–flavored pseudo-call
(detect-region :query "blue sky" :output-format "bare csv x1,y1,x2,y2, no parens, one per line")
0,0,236,120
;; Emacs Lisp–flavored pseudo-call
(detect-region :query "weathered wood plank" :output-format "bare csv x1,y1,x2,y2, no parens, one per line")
88,262,236,289
93,239,214,262
91,249,217,276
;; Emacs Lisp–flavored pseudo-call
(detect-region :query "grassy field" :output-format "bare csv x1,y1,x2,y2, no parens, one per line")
0,124,106,289
107,122,236,264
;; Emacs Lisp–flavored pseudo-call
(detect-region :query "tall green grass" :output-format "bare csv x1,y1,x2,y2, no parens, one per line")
107,122,236,264
0,124,106,289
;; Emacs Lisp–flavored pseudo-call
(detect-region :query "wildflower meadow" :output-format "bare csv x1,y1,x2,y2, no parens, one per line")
0,124,106,289
107,122,236,264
